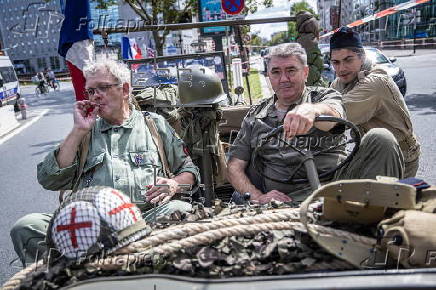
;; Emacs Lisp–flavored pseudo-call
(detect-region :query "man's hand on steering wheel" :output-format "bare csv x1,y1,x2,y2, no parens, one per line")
251,190,293,205
283,103,319,139
254,115,361,185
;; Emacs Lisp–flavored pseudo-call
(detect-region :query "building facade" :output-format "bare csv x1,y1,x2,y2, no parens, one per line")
118,1,203,57
0,0,66,74
319,0,436,42
318,0,335,33
117,0,155,57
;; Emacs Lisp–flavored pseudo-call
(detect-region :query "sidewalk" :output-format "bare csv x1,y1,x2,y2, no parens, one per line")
0,107,48,141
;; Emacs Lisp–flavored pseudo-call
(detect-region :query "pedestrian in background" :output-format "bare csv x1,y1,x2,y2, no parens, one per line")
15,93,27,120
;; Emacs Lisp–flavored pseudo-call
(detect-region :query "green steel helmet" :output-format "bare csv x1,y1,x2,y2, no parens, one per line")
178,65,227,105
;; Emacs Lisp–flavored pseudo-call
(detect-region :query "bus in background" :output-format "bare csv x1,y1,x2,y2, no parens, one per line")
0,53,20,107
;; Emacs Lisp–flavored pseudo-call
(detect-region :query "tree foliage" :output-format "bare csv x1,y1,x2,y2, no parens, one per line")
268,31,288,46
92,0,273,56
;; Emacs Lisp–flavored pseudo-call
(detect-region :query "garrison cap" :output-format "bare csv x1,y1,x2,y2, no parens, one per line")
330,27,363,49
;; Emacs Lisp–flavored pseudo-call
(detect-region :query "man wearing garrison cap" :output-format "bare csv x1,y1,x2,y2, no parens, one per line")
330,27,420,177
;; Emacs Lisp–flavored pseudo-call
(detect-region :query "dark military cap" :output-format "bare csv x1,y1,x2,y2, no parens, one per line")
330,27,363,49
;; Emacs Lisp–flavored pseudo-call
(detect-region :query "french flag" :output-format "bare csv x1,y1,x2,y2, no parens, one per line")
58,0,94,101
122,37,143,60
122,37,144,71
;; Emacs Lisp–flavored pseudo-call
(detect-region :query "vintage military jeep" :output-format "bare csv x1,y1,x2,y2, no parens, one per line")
5,75,436,288
4,17,436,290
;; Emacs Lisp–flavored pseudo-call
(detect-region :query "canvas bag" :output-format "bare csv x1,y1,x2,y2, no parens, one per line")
377,185,436,268
299,178,417,268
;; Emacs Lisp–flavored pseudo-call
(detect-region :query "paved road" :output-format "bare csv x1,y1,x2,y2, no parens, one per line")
0,83,75,284
0,50,435,284
384,49,436,184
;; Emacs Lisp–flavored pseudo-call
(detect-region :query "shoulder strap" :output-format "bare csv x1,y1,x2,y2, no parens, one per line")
143,113,174,179
59,132,91,203
73,132,91,192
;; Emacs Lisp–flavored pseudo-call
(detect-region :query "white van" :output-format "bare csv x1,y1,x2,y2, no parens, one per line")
0,54,20,106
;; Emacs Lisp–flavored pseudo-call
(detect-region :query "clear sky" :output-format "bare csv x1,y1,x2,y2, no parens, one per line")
246,0,318,40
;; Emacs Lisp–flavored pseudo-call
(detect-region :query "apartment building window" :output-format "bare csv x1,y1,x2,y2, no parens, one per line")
50,56,60,70
37,57,47,69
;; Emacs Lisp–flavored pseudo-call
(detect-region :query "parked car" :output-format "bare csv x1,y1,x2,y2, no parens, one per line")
260,47,270,74
321,46,407,96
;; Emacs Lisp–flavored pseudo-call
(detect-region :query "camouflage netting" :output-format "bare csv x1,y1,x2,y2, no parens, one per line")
296,11,327,87
5,203,361,290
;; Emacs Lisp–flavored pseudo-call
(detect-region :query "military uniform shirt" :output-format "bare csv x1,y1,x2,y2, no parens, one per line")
228,87,346,201
37,110,200,204
331,67,420,164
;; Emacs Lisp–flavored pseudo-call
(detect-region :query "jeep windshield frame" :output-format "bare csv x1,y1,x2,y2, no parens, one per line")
125,51,229,94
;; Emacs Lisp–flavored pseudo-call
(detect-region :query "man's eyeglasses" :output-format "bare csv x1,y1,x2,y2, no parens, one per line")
85,83,121,97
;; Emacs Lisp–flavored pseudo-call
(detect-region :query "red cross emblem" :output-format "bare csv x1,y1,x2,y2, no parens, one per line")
108,190,138,222
56,207,92,248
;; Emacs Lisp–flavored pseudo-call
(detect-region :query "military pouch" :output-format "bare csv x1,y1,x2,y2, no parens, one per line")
416,185,436,213
219,105,250,135
309,179,416,225
299,178,417,268
378,210,436,268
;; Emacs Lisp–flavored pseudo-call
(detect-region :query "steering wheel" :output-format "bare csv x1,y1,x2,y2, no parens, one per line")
253,116,361,185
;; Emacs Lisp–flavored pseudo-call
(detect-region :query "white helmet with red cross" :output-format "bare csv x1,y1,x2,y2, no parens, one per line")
46,186,149,261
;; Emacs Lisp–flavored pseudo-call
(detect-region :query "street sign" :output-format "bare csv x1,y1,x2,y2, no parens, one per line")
222,0,244,15
198,0,230,36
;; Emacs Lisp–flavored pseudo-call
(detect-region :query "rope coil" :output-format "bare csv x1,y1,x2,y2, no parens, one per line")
2,206,370,289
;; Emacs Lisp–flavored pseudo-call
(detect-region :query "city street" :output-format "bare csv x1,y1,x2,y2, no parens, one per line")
0,49,436,284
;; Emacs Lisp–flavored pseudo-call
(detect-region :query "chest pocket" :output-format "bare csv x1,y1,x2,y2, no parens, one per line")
129,150,161,199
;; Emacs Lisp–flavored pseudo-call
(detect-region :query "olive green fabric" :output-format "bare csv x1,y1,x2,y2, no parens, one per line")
296,11,326,87
10,213,52,266
334,128,404,181
135,85,180,129
179,107,227,186
305,46,327,87
331,68,420,177
37,109,199,203
228,87,346,200
178,66,227,105
12,109,200,266
228,87,405,202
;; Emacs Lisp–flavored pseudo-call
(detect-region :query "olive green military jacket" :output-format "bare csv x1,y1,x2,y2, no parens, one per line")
228,87,346,201
37,110,200,204
331,68,420,164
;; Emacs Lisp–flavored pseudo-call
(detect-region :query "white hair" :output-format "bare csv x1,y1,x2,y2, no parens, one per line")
265,43,308,68
83,58,131,85
83,58,133,103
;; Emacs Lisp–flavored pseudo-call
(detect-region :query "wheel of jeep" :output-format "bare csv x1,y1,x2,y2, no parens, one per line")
253,116,361,185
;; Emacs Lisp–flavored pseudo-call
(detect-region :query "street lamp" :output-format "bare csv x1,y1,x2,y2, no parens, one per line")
178,33,184,54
